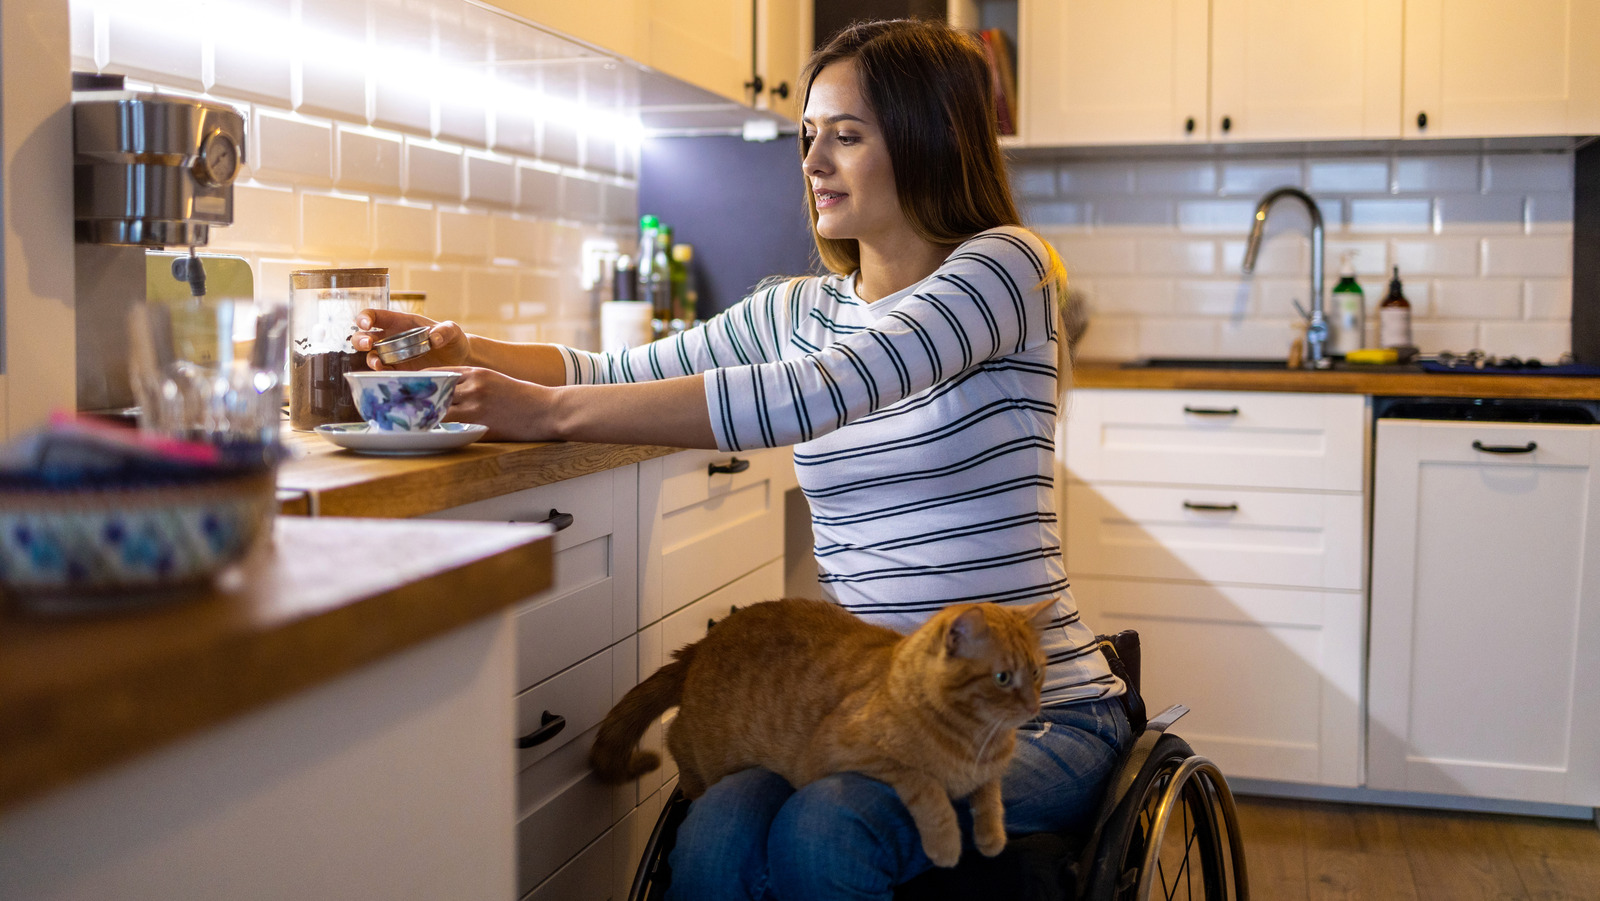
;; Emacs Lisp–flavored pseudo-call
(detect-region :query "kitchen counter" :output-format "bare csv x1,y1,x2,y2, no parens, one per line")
277,427,684,517
1074,361,1600,400
0,515,551,811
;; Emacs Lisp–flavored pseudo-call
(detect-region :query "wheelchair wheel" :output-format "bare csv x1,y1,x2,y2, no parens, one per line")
1084,734,1248,901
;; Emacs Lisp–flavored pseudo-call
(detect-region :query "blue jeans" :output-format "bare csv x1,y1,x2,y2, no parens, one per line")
663,697,1131,901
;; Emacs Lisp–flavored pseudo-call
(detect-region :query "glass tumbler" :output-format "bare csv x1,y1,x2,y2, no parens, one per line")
289,268,389,430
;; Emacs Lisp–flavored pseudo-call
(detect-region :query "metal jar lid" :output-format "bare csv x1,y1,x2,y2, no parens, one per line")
373,325,434,364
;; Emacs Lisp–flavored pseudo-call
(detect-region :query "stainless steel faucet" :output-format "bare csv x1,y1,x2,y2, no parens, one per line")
1242,187,1329,369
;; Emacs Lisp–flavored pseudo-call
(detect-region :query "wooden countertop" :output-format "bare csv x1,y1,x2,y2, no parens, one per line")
277,428,684,518
0,516,551,811
1073,361,1600,400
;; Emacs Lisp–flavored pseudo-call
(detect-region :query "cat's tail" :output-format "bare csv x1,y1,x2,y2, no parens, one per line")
588,644,695,783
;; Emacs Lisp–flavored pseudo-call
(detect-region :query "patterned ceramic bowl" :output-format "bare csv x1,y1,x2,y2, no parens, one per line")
0,469,277,609
344,371,461,432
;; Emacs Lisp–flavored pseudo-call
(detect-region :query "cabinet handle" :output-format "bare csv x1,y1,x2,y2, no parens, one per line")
1183,405,1240,416
744,73,764,98
540,509,574,532
770,81,789,100
707,605,742,631
517,711,566,749
1221,115,1233,133
1184,116,1196,134
708,457,749,475
1183,501,1239,512
1472,440,1537,455
1417,111,1429,130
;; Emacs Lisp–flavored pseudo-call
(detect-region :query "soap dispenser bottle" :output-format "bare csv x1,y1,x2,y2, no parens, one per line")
1379,266,1413,350
1330,253,1365,355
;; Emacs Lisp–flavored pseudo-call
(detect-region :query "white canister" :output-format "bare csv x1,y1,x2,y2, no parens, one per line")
600,301,656,354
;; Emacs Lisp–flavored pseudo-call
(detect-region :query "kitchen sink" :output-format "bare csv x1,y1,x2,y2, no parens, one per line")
1122,357,1293,370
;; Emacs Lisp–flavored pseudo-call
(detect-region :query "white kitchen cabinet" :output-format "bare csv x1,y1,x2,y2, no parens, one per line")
1368,418,1600,807
1024,0,1401,146
1063,388,1368,787
1402,0,1600,138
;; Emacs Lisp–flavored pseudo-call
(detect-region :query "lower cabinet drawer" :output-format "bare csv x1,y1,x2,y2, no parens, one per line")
1072,575,1363,787
515,716,636,895
1065,481,1364,590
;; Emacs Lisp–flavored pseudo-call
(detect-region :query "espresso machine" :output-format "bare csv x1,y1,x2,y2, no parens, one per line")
72,72,254,413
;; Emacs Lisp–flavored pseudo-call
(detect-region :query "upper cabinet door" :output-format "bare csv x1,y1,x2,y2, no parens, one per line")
494,0,649,61
1404,0,1600,138
1022,0,1209,146
756,0,808,121
645,0,755,106
1210,0,1402,142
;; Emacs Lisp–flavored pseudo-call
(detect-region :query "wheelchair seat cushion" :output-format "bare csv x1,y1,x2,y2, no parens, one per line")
893,830,1087,901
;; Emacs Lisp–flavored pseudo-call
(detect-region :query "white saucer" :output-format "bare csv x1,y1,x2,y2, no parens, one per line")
314,422,488,456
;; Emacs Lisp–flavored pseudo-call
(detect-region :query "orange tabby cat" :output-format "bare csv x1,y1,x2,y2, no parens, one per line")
589,597,1054,867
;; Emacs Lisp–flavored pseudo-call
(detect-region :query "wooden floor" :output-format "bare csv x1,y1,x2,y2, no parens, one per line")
1234,796,1600,900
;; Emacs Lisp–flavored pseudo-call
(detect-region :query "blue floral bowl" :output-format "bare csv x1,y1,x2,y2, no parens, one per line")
0,469,277,609
344,371,461,432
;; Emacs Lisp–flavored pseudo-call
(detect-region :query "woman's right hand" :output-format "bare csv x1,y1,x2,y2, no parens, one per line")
353,308,472,370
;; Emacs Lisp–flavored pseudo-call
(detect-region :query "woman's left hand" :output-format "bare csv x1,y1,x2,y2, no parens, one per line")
432,366,557,442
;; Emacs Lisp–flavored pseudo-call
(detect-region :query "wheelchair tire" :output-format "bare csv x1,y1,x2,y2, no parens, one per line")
1083,733,1234,901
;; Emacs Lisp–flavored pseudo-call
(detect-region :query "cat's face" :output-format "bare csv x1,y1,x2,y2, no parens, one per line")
935,601,1053,725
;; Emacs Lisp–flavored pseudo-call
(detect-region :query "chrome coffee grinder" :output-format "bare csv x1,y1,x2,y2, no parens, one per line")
71,72,260,416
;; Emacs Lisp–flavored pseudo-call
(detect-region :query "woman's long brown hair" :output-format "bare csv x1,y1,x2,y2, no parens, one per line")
800,19,1022,274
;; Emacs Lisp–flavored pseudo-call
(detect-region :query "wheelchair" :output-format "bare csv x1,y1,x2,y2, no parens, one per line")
627,631,1249,901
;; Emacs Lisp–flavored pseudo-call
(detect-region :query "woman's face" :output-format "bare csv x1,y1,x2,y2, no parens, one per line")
802,58,906,247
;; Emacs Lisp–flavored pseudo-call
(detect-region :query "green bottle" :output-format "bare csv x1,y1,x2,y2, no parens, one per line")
1330,252,1365,356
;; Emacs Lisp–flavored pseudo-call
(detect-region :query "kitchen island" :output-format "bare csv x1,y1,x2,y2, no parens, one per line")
1073,360,1600,400
0,516,553,900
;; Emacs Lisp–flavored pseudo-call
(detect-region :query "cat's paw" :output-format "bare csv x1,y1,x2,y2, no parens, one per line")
975,823,1007,858
921,827,963,868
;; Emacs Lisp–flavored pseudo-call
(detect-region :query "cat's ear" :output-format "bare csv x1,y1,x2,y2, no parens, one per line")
944,605,990,657
1022,598,1057,630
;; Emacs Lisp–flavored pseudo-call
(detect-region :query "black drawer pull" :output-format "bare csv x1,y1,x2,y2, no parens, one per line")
708,457,749,475
540,509,574,531
1183,501,1239,512
517,711,566,749
706,605,742,631
1472,440,1537,455
1183,405,1240,416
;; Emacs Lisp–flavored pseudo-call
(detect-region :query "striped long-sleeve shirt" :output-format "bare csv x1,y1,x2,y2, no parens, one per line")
559,225,1121,706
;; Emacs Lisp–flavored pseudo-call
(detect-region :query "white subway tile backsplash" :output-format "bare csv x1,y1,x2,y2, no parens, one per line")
301,191,372,257
71,4,97,71
1217,235,1306,277
1432,278,1522,319
299,56,369,122
1175,280,1251,316
373,200,438,260
492,217,548,264
104,13,203,91
562,175,605,222
439,208,493,262
402,266,468,322
1476,321,1570,360
1409,320,1481,354
1054,236,1139,276
543,120,583,168
337,127,404,196
517,163,562,215
466,268,521,320
1348,198,1432,233
466,152,517,208
219,183,299,251
1059,162,1136,195
254,258,334,306
603,182,640,226
1014,165,1058,198
1133,161,1218,195
1255,278,1318,319
1525,279,1573,321
438,94,491,148
1394,155,1479,193
373,77,434,137
1028,202,1093,227
1087,278,1176,315
1137,239,1216,275
1071,314,1139,362
1481,235,1572,278
255,110,334,185
1176,200,1256,234
1527,193,1575,231
211,19,294,106
1094,199,1174,228
405,139,464,202
1391,237,1480,277
1307,159,1389,193
1217,318,1297,359
1323,240,1389,276
1435,194,1524,234
495,106,541,158
1139,318,1219,358
1483,154,1572,193
1220,160,1302,196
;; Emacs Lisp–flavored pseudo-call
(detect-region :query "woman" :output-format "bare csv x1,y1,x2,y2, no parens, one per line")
357,19,1128,900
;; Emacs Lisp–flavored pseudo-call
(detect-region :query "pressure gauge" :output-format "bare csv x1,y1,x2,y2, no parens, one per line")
193,129,241,187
